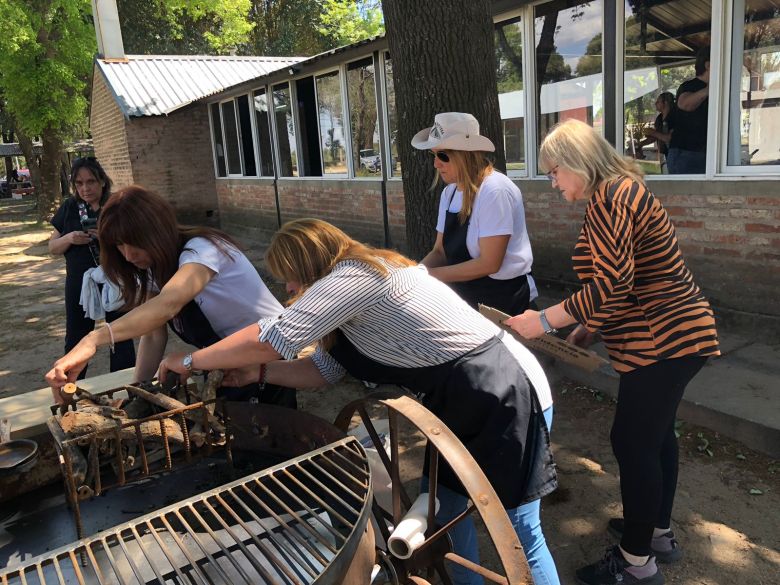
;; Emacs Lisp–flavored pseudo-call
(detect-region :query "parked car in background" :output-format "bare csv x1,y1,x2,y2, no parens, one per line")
359,149,381,173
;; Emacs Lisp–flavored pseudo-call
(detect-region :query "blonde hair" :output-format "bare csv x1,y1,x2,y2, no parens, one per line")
266,218,415,296
431,150,493,223
539,119,644,196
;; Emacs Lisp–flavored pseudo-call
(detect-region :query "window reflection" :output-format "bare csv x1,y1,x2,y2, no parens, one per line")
273,84,298,177
210,103,226,177
316,72,347,175
384,54,401,177
534,0,604,163
496,17,525,173
624,0,711,175
347,58,381,177
253,89,275,176
728,0,780,166
221,101,242,175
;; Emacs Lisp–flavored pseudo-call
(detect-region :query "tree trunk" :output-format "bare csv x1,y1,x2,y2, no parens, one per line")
39,129,65,222
382,0,504,259
16,130,43,202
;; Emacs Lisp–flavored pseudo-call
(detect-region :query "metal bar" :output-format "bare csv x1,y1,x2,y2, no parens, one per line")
414,502,477,555
114,530,149,584
265,473,346,545
238,482,332,566
224,487,322,580
129,524,170,585
90,439,102,496
283,464,359,524
293,458,364,508
389,409,402,527
113,427,126,486
171,508,242,585
201,497,289,584
51,556,68,585
100,535,130,585
144,518,199,585
184,503,260,584
212,493,306,585
181,412,192,462
443,551,509,584
135,422,150,476
427,444,439,539
325,449,371,487
159,513,216,585
160,418,172,471
83,544,108,585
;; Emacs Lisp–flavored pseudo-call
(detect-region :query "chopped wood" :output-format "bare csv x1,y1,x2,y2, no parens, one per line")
59,411,184,444
124,384,225,434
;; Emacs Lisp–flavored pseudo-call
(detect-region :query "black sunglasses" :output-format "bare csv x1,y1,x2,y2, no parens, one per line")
429,150,451,163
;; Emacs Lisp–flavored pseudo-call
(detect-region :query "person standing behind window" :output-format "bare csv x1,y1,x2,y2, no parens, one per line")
48,158,136,379
667,47,710,174
415,112,537,315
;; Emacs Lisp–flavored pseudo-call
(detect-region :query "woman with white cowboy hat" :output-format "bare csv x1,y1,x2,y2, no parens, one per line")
414,112,537,315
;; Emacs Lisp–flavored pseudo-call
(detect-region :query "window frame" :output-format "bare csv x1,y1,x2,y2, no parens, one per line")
344,54,383,181
218,97,246,178
313,66,349,179
250,85,277,178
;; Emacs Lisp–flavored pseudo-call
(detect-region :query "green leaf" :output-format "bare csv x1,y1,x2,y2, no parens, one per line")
736,453,746,460
749,488,763,495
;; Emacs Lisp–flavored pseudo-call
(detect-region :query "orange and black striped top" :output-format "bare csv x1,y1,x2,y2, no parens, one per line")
563,177,720,373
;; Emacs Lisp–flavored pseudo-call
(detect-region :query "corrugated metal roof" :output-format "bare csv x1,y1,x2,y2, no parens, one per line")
97,55,306,117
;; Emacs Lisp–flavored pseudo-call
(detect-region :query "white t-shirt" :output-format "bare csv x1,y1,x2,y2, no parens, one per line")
178,237,283,339
435,171,537,297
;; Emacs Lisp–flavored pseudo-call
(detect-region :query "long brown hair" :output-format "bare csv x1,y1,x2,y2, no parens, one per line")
266,218,415,297
432,150,493,223
99,185,240,308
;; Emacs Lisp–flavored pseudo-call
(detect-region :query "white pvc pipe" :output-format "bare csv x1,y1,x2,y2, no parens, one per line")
387,492,440,559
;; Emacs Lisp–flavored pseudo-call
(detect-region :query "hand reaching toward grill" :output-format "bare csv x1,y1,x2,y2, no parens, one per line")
46,337,98,401
157,351,189,385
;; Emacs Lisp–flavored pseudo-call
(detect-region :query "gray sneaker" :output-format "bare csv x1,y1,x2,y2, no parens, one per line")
576,546,664,585
607,518,683,563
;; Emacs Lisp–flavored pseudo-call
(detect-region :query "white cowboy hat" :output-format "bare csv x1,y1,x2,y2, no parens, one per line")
411,112,495,152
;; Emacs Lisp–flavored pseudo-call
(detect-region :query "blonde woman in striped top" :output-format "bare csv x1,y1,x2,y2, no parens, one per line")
507,119,719,585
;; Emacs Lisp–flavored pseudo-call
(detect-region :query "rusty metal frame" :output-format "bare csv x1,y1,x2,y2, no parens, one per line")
334,391,533,585
50,384,234,542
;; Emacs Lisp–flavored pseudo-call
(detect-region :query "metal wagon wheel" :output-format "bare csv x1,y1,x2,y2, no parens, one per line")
334,390,533,585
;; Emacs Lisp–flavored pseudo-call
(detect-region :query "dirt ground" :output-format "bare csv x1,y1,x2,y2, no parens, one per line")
0,198,778,583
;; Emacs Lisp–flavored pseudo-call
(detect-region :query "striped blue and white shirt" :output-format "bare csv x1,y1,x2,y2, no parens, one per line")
257,260,552,409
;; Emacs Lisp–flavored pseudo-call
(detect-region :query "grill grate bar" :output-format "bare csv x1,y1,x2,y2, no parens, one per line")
212,493,307,585
2,438,370,585
225,486,322,581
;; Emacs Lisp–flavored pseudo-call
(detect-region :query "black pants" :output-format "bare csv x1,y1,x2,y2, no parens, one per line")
65,273,136,379
611,355,707,556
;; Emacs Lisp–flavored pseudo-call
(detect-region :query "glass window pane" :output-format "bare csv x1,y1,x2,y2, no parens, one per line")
236,95,257,176
728,0,780,166
316,72,347,175
221,101,242,175
624,0,711,175
496,18,525,173
534,0,603,171
384,53,401,177
273,83,298,177
210,103,226,177
253,89,275,176
347,58,381,177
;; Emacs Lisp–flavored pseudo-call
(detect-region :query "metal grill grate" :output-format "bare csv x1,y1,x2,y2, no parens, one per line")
2,437,372,585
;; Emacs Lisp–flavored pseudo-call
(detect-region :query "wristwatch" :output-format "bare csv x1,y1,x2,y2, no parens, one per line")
182,353,202,375
539,310,558,335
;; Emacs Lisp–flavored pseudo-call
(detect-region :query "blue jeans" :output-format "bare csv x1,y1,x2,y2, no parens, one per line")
421,406,560,585
667,147,705,174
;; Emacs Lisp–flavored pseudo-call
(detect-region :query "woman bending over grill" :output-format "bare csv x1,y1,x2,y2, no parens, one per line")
159,218,561,585
506,119,720,585
46,186,295,407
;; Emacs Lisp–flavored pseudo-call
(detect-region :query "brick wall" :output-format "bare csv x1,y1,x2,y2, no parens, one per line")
213,173,778,336
90,71,134,188
125,104,219,225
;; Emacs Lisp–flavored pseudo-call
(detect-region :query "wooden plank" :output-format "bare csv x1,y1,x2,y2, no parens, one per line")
479,305,610,372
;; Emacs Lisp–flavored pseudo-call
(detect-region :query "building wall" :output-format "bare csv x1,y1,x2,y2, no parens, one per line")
124,104,219,225
90,70,133,188
215,176,779,338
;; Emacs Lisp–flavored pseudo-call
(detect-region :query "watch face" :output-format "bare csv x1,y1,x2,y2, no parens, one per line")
183,354,192,370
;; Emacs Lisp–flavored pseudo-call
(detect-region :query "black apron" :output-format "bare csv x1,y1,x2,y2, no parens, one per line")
442,185,532,315
168,300,296,407
329,331,557,508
